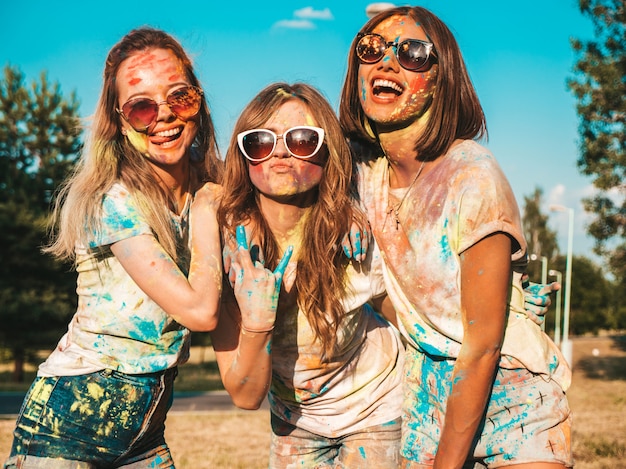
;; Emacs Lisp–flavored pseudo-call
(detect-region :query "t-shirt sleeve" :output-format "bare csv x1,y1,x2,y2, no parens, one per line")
453,157,526,256
88,185,152,249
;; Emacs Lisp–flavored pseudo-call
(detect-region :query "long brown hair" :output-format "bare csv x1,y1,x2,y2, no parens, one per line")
339,6,487,161
219,82,361,359
46,27,222,262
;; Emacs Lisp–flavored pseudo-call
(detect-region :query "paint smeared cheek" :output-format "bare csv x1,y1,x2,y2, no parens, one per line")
390,73,436,121
126,127,149,154
358,76,372,114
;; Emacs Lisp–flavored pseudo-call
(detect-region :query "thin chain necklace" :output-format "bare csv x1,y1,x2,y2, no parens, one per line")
386,159,426,230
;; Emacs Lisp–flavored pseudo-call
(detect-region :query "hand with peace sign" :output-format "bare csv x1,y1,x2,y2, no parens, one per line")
229,225,293,333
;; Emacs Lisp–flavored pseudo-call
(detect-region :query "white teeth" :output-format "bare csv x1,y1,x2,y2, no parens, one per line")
154,127,182,137
373,79,403,93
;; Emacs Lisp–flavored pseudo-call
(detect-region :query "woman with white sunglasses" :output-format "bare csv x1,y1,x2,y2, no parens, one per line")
211,82,404,468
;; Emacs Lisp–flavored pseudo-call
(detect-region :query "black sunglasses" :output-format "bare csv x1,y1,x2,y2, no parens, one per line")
117,85,203,133
356,33,436,72
237,126,325,162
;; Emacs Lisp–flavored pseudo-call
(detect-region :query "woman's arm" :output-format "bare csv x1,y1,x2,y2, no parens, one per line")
434,232,511,468
210,226,292,409
110,183,223,331
210,289,274,410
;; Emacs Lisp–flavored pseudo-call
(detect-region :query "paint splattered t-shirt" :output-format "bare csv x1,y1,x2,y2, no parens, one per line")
38,183,190,377
269,241,403,438
358,140,571,391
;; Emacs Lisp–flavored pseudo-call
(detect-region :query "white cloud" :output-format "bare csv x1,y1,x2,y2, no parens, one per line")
272,19,316,30
547,184,566,205
294,7,334,20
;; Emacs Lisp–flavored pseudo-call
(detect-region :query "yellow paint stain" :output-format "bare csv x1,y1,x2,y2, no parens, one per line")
30,379,55,401
70,399,95,416
99,399,112,418
87,382,105,400
126,127,149,154
96,419,116,437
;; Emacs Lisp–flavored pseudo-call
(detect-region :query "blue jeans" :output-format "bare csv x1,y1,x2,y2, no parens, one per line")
3,367,177,468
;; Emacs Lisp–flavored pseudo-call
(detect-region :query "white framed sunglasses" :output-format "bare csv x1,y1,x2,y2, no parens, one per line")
237,126,325,162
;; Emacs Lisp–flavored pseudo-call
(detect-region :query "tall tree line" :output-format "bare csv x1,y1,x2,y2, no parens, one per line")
0,65,82,381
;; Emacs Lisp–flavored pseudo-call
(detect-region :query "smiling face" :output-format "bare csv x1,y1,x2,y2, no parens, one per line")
357,15,438,128
116,47,198,168
247,100,326,202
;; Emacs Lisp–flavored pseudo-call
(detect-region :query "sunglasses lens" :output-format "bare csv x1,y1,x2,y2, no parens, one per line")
356,34,385,63
167,86,202,120
241,131,275,161
123,99,158,131
397,40,431,71
285,128,321,157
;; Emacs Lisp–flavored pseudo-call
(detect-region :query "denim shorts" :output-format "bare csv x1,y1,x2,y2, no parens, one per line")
270,412,401,469
401,347,573,467
3,367,177,469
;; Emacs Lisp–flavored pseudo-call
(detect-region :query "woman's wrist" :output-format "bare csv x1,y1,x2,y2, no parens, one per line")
240,324,275,334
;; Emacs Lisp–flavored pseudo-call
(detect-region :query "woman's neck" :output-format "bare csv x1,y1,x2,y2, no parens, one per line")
153,161,190,215
378,124,427,188
258,194,314,257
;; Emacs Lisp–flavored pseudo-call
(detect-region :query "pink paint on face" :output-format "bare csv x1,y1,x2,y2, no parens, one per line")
247,100,325,201
357,15,438,127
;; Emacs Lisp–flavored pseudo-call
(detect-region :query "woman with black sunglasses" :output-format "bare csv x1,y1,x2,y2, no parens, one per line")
4,27,223,468
340,6,573,468
211,82,404,468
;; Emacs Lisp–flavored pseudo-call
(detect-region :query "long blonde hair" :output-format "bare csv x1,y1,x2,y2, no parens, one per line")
218,83,363,360
46,28,222,262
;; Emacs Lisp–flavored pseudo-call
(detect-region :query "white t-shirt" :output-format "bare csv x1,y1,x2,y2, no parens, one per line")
269,241,404,437
358,140,571,391
39,183,191,377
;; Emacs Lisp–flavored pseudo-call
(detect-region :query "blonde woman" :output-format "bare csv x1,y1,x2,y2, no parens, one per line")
4,27,223,468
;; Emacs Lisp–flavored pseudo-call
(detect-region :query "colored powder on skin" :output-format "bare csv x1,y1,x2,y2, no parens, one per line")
126,127,149,154
359,446,367,459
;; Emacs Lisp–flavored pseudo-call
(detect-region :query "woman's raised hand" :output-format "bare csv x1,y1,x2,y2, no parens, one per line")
229,226,293,333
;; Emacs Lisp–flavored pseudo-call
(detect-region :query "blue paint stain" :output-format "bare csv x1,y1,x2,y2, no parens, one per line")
439,218,451,262
359,446,366,459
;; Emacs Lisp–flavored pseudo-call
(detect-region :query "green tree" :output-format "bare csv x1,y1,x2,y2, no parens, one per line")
567,0,626,280
522,187,559,282
0,65,82,381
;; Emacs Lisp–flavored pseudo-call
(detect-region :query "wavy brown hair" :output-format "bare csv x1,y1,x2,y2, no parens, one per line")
339,6,487,162
218,82,362,360
46,27,222,262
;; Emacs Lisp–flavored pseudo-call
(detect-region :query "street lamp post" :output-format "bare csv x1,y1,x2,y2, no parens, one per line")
548,269,562,346
530,254,548,285
550,204,574,366
530,254,548,331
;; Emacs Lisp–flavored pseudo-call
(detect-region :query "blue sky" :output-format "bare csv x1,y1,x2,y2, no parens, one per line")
2,1,599,269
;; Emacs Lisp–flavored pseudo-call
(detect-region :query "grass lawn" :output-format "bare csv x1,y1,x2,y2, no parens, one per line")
1,333,625,468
